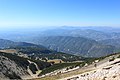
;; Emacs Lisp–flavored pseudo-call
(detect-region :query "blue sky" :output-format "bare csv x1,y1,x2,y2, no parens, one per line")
0,0,120,28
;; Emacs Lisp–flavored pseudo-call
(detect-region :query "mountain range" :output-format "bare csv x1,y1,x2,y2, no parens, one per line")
26,36,116,57
1,27,120,79
0,39,46,49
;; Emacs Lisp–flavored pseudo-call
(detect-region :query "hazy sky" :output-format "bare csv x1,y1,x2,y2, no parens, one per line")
0,0,120,28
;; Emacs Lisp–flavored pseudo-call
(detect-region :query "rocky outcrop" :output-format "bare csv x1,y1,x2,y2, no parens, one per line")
63,58,120,80
0,55,29,79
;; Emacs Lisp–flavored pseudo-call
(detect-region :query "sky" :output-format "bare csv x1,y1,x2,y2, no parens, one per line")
0,0,120,28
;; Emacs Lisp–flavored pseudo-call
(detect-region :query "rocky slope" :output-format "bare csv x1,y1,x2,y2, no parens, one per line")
61,53,120,80
0,52,52,79
0,53,29,79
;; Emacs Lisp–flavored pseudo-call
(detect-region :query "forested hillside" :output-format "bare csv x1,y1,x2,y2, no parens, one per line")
32,36,116,57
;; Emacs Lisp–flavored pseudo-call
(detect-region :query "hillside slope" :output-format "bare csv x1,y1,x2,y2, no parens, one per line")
0,52,29,79
61,53,120,80
38,53,120,80
0,52,53,79
0,46,83,79
99,38,120,49
33,36,115,57
0,39,46,49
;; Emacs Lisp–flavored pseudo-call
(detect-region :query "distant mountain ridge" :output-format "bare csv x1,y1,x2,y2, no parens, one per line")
34,27,120,41
39,29,111,40
99,38,120,52
2,27,120,42
0,39,46,49
32,36,116,57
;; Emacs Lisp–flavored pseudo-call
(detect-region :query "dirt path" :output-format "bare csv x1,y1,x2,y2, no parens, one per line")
26,60,42,79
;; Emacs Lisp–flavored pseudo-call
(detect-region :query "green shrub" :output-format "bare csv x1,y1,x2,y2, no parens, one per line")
109,57,115,62
29,63,38,74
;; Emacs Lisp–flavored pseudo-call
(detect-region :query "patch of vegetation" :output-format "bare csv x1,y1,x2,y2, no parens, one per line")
29,63,38,74
109,57,115,62
117,55,120,58
12,46,82,62
82,57,97,64
40,62,83,75
30,59,52,70
30,52,82,62
14,46,52,54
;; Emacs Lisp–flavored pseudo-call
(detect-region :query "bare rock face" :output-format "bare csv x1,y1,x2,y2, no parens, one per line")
0,55,29,79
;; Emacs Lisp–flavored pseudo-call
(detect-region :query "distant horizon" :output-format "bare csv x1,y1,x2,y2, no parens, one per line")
0,25,120,30
1,25,120,32
0,25,120,28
